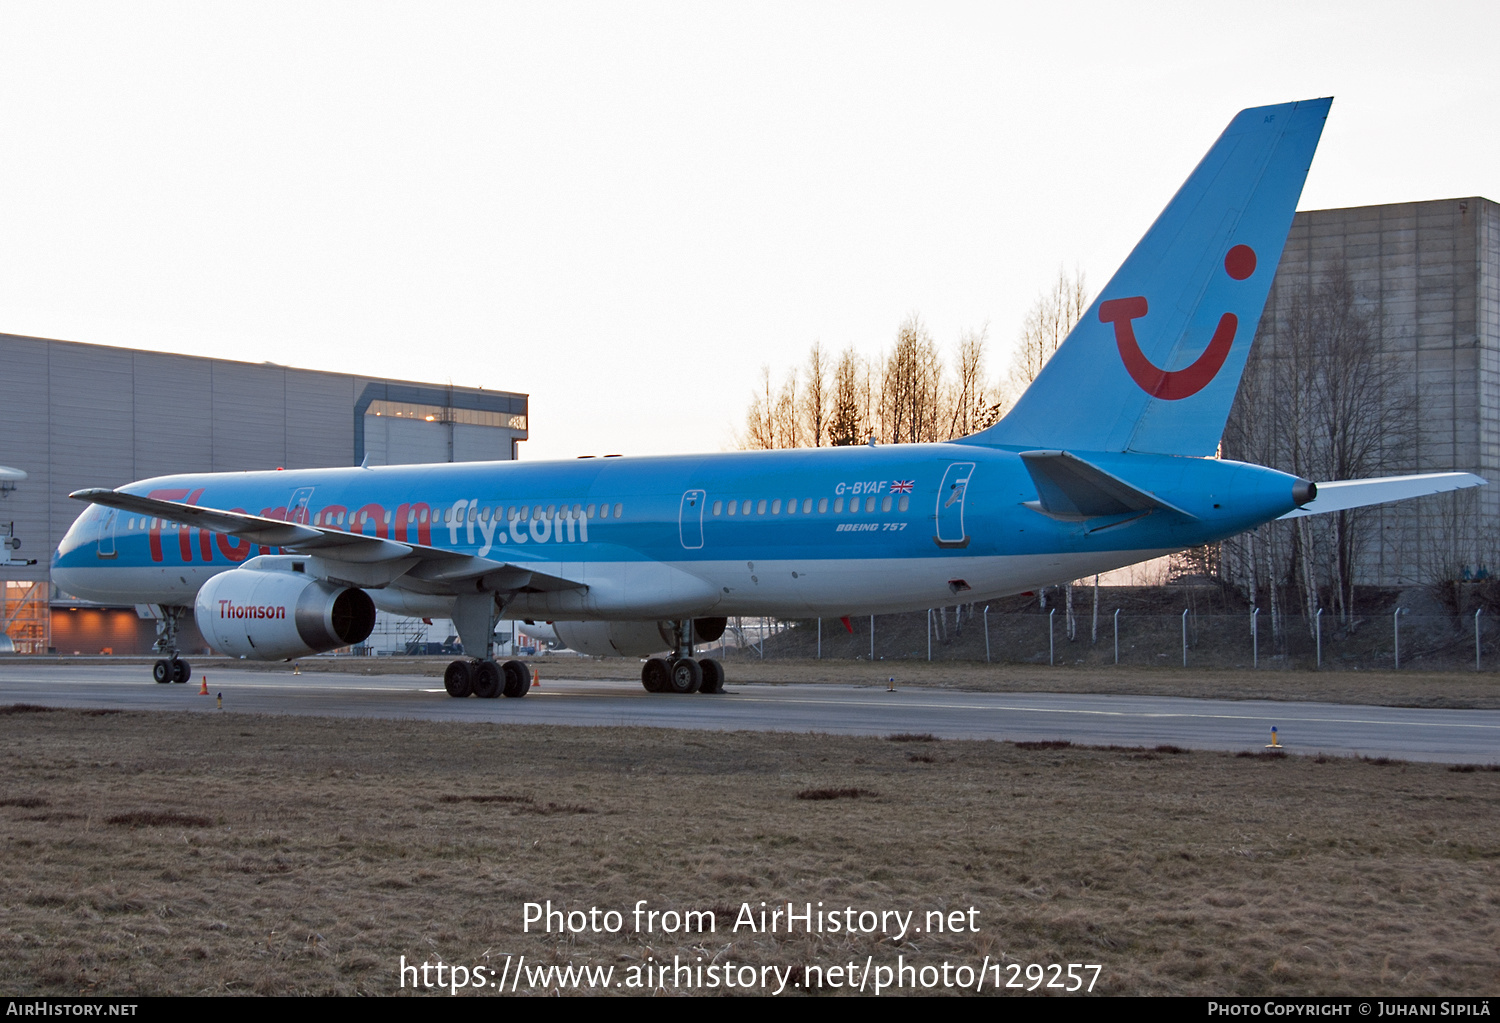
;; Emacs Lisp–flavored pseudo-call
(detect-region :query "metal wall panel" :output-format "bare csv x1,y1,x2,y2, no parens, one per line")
210,362,288,472
285,371,354,468
132,351,214,479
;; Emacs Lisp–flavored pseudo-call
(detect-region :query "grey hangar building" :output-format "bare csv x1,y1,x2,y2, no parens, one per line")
0,338,526,655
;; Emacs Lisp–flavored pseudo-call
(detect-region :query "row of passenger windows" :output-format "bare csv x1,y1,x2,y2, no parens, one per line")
121,494,909,533
713,495,911,516
310,503,626,527
120,504,627,532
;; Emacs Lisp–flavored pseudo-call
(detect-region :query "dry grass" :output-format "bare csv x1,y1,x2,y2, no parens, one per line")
1,708,1496,996
191,655,1500,710
55,652,1500,707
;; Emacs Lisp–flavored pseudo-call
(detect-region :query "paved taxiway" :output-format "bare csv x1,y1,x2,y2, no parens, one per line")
3,662,1497,763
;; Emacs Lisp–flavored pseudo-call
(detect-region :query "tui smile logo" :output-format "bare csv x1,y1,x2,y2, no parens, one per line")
1102,244,1257,400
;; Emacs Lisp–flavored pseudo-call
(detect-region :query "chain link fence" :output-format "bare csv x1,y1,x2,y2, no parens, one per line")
712,607,1498,671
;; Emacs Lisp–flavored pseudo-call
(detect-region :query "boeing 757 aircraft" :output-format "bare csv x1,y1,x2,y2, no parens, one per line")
53,98,1484,697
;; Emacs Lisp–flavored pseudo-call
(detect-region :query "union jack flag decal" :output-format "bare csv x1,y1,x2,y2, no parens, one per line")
891,480,914,494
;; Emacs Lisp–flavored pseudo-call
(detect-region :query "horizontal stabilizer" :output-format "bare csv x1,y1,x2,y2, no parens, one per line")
1278,472,1487,519
1019,451,1194,521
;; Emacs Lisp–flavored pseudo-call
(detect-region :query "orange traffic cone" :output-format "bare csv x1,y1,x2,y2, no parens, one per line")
199,675,209,695
532,667,540,688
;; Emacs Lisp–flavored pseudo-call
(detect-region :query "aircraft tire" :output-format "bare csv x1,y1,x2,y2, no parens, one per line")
697,658,725,694
473,660,502,699
172,659,191,684
642,658,669,693
667,657,702,695
153,659,171,684
443,659,474,698
502,660,530,698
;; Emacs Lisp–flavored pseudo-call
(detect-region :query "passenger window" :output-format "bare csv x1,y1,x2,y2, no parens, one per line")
899,495,910,512
727,501,737,516
757,500,767,515
833,498,843,513
742,500,752,515
802,499,812,514
817,499,827,514
614,503,623,518
880,496,891,512
712,501,722,516
587,504,596,518
771,500,781,515
865,496,876,512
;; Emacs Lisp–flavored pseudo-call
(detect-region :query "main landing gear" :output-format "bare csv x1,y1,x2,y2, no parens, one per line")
444,658,531,699
150,606,191,684
443,593,528,699
641,619,726,695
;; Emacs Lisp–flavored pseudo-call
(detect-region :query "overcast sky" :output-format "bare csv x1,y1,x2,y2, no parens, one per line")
2,1,1496,463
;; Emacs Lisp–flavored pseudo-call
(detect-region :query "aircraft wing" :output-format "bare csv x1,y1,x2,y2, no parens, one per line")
68,488,587,593
1277,472,1486,519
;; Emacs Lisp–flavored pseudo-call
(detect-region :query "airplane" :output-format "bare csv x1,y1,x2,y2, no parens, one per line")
52,97,1484,695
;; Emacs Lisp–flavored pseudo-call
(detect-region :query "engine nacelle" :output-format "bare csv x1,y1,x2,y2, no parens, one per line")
196,558,376,660
550,617,728,657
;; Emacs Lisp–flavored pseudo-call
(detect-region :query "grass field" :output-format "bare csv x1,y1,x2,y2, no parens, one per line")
2,704,1497,996
214,654,1500,710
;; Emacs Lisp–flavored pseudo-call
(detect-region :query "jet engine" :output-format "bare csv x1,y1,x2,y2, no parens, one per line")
195,558,375,660
551,617,727,658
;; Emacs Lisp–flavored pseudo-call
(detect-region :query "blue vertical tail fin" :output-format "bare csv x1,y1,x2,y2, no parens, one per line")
960,98,1331,456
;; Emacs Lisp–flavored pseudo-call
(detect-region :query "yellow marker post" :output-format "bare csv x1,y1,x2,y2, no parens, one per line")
216,692,222,710
1265,726,1281,749
887,676,896,692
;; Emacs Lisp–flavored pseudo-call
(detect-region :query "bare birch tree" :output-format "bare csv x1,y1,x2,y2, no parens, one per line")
828,346,866,447
799,341,830,448
1007,266,1090,396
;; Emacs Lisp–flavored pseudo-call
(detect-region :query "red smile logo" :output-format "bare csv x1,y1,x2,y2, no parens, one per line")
1102,244,1256,401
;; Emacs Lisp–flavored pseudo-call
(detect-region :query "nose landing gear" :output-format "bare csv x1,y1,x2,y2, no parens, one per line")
149,607,191,684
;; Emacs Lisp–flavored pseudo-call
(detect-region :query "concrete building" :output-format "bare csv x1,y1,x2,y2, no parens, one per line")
0,333,527,654
1238,197,1499,586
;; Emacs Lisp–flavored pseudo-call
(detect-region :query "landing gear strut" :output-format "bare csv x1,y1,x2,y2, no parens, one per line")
640,619,726,695
444,593,529,699
150,606,191,684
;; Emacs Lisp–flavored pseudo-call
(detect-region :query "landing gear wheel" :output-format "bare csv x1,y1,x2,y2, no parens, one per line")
642,658,669,693
172,659,191,684
502,660,530,698
472,660,502,699
444,660,474,698
697,658,725,694
153,659,171,684
668,658,703,694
